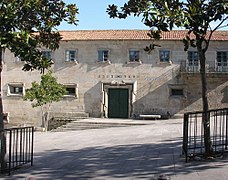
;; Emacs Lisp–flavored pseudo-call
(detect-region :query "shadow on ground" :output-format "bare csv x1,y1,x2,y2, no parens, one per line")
5,137,228,180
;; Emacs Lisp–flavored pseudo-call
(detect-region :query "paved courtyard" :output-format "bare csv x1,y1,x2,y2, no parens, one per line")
2,118,228,180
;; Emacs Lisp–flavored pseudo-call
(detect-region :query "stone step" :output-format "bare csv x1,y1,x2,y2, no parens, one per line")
49,112,89,119
53,125,128,132
51,120,142,132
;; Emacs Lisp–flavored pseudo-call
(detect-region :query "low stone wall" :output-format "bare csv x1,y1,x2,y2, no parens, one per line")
47,112,89,131
48,118,74,131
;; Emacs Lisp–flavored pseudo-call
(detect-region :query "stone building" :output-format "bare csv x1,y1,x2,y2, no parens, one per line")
2,30,228,127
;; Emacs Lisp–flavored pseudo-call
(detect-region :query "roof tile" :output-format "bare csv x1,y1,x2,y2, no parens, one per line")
59,30,228,41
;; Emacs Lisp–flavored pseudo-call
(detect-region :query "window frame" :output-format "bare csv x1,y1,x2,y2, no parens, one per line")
65,49,78,62
129,49,140,62
98,49,110,62
169,85,186,98
41,50,52,60
216,51,228,72
217,51,228,66
159,50,171,63
188,51,199,66
7,83,24,97
63,84,79,98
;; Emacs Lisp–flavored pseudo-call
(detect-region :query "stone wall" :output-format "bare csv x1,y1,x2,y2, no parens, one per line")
2,39,228,127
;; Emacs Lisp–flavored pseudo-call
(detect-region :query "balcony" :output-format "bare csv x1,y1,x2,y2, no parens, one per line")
180,60,228,73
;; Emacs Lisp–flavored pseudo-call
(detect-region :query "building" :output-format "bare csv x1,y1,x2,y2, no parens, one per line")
2,30,228,127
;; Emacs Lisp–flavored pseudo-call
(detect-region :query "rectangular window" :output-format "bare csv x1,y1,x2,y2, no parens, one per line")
98,50,109,62
65,50,77,62
187,51,199,72
64,84,78,98
7,83,24,96
129,50,140,62
159,50,170,62
42,50,52,59
169,85,185,98
217,51,228,65
188,51,199,66
217,51,228,72
171,89,184,96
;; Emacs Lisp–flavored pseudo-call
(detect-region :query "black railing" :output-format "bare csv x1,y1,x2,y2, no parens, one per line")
183,108,228,162
0,127,34,175
180,60,228,73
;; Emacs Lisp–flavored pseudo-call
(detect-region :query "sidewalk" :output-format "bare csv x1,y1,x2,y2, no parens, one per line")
2,118,228,180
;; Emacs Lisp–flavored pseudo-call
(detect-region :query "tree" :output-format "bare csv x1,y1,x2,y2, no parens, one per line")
0,0,78,171
107,0,228,156
24,71,67,131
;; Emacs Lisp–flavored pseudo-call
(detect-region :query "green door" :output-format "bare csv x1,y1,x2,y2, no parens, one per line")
108,88,129,118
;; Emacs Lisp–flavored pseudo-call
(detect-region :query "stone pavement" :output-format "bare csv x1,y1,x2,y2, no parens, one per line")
2,118,228,180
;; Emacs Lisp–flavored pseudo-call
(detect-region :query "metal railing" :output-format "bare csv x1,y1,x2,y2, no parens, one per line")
180,60,228,73
0,127,34,175
183,108,228,162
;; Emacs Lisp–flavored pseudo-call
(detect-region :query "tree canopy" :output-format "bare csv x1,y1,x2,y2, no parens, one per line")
24,71,66,108
0,0,78,73
0,0,78,166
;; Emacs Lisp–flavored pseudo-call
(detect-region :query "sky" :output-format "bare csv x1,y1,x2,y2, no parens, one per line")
58,0,148,30
58,0,228,31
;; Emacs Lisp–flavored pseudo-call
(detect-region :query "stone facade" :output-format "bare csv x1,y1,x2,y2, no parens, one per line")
2,30,228,127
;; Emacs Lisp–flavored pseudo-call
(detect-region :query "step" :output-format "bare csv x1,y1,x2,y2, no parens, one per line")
50,121,142,132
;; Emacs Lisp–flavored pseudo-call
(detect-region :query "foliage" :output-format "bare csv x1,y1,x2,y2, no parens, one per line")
107,0,228,156
24,71,66,107
107,0,228,53
0,0,78,73
0,0,78,168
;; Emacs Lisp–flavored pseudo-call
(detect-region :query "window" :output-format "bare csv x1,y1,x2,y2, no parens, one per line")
98,50,109,62
217,51,228,66
65,50,77,62
187,51,199,72
169,85,186,98
188,51,199,66
159,50,170,62
171,89,184,96
129,50,140,62
7,83,24,96
217,51,228,72
42,50,52,59
64,84,78,98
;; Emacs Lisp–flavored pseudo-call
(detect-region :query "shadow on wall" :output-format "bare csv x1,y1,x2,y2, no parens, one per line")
54,61,112,74
134,73,228,117
134,78,189,117
84,82,102,118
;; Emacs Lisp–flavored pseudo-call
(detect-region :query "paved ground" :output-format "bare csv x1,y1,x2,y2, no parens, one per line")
2,118,228,180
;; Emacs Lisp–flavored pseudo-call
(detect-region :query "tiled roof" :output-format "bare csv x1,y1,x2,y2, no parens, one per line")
59,30,228,41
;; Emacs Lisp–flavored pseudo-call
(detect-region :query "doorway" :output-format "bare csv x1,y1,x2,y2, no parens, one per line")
108,88,129,118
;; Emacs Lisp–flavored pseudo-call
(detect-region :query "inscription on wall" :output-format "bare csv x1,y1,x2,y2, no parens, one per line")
98,75,139,79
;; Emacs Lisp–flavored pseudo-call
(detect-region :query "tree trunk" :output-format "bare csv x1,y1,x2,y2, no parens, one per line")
199,48,213,156
0,48,7,172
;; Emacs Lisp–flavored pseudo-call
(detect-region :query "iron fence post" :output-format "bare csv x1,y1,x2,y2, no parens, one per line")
183,113,189,162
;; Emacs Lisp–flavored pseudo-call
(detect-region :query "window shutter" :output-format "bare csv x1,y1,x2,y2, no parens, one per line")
98,50,103,61
66,50,70,61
